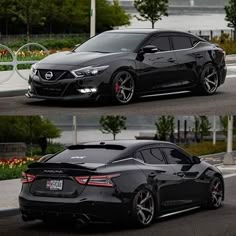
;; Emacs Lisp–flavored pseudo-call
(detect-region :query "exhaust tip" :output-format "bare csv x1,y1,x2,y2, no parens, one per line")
75,214,90,227
22,214,35,222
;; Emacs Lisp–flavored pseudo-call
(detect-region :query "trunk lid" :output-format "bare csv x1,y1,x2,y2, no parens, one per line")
27,162,102,198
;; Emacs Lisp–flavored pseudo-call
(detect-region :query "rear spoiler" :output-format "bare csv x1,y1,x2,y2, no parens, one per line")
28,162,97,170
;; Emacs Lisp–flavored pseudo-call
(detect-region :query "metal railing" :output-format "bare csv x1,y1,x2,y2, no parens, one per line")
0,43,49,84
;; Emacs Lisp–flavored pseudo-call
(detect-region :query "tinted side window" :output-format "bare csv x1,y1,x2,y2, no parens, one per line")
172,36,192,50
151,36,171,52
162,148,192,165
141,148,165,164
135,151,145,162
190,37,200,46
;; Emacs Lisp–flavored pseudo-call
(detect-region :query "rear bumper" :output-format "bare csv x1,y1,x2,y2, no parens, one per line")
19,196,130,222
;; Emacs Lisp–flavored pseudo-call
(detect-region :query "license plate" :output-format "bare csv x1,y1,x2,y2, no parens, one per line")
46,180,63,191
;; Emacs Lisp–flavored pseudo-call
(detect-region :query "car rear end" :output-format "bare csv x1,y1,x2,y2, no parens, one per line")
19,145,128,223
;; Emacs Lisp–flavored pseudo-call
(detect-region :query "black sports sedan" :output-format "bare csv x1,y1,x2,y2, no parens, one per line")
26,29,227,105
19,140,224,227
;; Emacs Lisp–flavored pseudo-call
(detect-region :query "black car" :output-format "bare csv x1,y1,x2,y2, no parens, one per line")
19,140,224,227
26,29,227,105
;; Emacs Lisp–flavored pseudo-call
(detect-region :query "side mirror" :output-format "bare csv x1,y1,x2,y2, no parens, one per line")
142,45,158,54
192,156,201,164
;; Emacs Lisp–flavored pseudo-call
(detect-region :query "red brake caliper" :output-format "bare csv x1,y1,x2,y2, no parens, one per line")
115,82,119,94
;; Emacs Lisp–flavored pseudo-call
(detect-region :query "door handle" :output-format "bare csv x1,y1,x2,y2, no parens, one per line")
168,58,176,63
196,53,203,59
177,172,185,178
149,172,157,178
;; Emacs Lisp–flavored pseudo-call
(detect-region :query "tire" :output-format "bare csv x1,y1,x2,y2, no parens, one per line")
111,70,135,105
196,63,219,95
206,177,223,209
130,188,155,227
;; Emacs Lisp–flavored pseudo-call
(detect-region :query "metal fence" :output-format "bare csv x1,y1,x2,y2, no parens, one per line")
188,29,234,40
0,34,88,44
0,30,234,44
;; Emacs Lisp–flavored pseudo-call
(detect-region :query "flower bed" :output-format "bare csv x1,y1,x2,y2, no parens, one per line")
0,157,39,180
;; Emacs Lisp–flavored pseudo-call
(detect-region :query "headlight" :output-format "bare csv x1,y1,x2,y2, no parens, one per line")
30,64,38,75
71,65,109,78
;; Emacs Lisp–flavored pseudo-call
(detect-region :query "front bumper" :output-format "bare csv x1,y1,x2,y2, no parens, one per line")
26,72,111,101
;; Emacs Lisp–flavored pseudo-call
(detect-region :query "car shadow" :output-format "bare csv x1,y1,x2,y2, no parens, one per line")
19,208,204,235
24,91,225,109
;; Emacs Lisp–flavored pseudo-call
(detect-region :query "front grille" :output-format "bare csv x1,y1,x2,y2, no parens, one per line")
39,69,72,81
35,86,64,97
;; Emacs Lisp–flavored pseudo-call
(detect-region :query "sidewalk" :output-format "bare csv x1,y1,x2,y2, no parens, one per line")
0,155,236,216
0,70,28,97
0,56,236,98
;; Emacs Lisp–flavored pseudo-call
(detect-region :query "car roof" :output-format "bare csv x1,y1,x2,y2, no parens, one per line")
69,139,173,150
105,28,194,35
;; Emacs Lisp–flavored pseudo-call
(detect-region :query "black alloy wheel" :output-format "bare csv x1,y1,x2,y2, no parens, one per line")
199,64,219,95
131,189,155,227
207,177,223,209
112,70,135,104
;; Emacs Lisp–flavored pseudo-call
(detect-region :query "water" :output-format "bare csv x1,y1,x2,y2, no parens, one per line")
122,13,230,32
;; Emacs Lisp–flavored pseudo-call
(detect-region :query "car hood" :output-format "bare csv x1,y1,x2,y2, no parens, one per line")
37,51,130,69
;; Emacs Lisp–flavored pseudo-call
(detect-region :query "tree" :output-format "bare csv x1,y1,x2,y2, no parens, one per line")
155,116,174,141
11,0,46,41
0,0,14,35
0,116,61,143
193,116,211,142
134,0,168,29
225,0,236,40
96,0,131,32
99,115,127,140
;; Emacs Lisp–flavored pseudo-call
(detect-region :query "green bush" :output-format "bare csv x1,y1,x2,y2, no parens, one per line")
3,36,88,50
0,157,38,180
181,141,236,156
26,143,65,156
212,34,236,55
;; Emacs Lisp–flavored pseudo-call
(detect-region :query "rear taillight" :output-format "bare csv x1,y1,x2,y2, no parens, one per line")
75,174,120,187
21,172,36,184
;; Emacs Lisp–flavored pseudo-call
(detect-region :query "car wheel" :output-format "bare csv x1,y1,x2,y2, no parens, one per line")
198,63,219,95
111,70,135,105
131,188,155,227
206,177,223,209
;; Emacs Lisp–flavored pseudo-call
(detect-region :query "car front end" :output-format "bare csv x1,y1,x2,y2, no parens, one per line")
26,62,112,101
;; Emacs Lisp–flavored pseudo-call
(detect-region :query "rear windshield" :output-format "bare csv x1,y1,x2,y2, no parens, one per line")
47,147,124,164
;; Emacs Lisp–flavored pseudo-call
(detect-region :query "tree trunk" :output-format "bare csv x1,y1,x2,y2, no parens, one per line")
152,21,155,29
113,133,116,140
234,27,236,41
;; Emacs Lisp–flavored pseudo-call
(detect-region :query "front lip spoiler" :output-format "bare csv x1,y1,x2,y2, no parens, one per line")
25,92,100,102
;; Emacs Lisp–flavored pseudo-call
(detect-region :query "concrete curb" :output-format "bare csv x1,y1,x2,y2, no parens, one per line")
0,208,20,218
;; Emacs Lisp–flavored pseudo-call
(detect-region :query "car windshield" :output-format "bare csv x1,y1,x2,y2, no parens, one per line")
75,32,147,53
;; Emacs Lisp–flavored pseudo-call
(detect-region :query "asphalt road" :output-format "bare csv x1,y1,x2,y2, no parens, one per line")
0,76,236,115
0,175,236,236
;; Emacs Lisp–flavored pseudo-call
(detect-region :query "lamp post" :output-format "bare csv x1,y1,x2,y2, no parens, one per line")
224,115,235,165
90,0,96,38
213,115,216,146
73,115,77,145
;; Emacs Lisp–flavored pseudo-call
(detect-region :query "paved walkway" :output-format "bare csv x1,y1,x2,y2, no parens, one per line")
0,70,28,97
